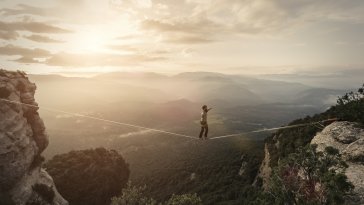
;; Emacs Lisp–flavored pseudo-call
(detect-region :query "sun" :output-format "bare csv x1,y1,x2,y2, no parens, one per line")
67,26,115,53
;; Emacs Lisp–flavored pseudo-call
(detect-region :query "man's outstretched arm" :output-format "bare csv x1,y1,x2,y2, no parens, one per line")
207,108,212,112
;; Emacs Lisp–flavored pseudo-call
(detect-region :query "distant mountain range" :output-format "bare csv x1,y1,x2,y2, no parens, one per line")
28,71,351,161
29,71,350,110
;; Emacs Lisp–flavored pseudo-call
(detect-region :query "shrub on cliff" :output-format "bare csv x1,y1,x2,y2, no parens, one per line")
265,145,353,205
266,83,364,167
110,183,158,205
333,84,364,124
165,193,202,205
111,183,202,205
45,147,130,205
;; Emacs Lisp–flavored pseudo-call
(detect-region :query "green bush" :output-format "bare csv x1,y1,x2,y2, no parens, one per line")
166,193,202,205
45,147,130,205
111,183,202,205
266,145,353,205
110,183,157,205
334,84,364,124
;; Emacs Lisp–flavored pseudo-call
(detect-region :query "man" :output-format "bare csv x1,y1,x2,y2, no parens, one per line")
199,105,212,140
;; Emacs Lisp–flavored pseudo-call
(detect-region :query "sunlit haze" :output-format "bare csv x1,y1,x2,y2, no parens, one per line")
1,0,364,77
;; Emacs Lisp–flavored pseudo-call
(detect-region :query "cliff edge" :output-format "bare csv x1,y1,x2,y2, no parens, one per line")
311,121,364,204
255,121,364,203
0,70,67,205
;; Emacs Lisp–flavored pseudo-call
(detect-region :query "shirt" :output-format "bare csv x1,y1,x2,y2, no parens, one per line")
201,110,207,123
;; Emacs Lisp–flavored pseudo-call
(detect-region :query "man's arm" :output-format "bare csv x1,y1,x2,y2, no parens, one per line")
207,108,212,112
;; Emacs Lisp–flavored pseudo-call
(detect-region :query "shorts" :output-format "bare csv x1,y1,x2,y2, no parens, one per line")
200,121,208,128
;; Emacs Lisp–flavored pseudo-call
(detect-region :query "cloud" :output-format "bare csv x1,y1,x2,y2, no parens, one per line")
0,44,51,63
0,4,73,42
0,30,19,40
106,44,139,52
0,20,72,34
137,0,364,39
110,0,152,10
140,17,221,44
0,2,103,25
15,56,44,63
58,0,85,9
137,1,290,42
0,19,72,41
115,34,138,40
24,34,64,43
5,1,364,39
45,52,166,67
0,44,166,67
0,4,46,16
1,0,363,72
0,2,85,18
164,35,216,44
0,44,50,56
141,18,222,34
106,44,170,56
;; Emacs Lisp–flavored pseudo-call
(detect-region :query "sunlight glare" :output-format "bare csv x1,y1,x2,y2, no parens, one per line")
68,28,113,53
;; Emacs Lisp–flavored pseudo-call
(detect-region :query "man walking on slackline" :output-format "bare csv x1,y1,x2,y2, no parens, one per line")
199,105,212,140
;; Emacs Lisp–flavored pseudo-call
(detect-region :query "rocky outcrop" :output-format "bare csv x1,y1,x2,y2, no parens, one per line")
0,70,67,205
253,118,332,189
253,144,272,189
311,121,364,204
255,120,364,202
238,155,248,176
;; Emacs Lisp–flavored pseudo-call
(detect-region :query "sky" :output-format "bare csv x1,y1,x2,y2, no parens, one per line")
1,0,364,76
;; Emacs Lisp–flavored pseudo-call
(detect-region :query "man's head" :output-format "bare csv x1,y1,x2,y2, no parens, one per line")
202,105,207,111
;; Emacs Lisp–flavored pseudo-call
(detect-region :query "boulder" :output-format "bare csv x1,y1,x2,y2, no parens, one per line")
311,121,364,204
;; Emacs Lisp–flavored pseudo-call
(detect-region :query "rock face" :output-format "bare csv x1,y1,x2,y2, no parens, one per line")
253,144,272,189
255,120,364,203
0,70,67,205
238,155,248,176
311,121,364,204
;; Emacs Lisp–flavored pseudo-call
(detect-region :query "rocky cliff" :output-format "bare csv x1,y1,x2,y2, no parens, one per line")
0,70,67,205
253,115,332,189
311,121,364,204
255,121,364,203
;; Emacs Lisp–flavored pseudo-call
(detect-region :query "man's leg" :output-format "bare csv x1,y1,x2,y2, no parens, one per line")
204,125,208,139
199,126,205,139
